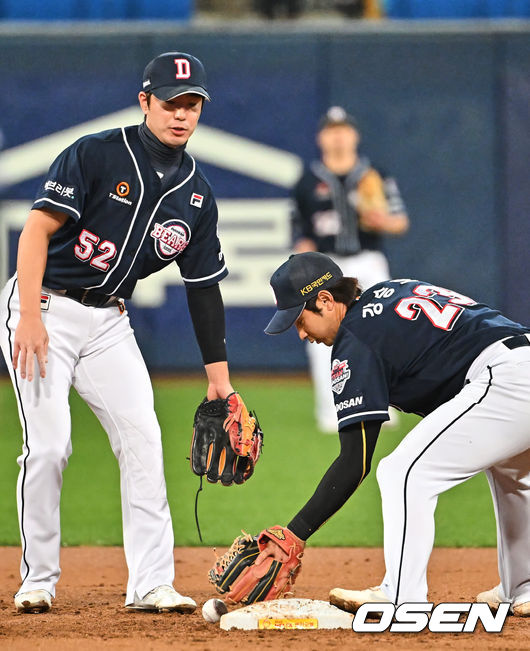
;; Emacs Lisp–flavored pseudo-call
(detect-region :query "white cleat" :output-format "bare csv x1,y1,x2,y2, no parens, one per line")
476,584,530,616
329,586,390,614
14,589,52,614
512,600,530,617
476,584,506,611
126,585,196,613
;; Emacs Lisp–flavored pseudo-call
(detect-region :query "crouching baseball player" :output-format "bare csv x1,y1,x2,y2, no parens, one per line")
207,252,529,617
0,51,250,614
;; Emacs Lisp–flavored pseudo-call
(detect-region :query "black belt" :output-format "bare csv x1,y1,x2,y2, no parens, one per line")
61,288,121,308
503,334,530,350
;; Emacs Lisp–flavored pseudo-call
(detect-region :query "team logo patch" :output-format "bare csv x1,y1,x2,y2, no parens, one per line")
174,58,191,79
331,358,351,395
150,219,191,260
190,192,204,208
40,292,51,311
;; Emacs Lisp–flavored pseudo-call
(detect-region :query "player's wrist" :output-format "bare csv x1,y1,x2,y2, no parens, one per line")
19,309,43,321
206,383,234,400
204,361,233,399
284,519,310,543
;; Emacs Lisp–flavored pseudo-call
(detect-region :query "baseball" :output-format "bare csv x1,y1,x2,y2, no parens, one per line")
202,598,228,623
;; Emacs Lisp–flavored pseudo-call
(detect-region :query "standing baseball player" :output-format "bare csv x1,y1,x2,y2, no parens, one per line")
217,252,529,614
292,106,409,431
0,51,243,614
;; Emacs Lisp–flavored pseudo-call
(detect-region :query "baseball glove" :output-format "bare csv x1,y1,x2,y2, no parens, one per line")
355,168,389,220
208,526,305,604
191,392,263,486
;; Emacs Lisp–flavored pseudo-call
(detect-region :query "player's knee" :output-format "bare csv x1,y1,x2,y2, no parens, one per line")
376,453,402,491
110,407,161,441
23,443,71,473
376,455,390,486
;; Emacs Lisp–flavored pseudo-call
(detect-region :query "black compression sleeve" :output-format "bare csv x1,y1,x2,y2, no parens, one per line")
186,284,227,365
287,421,381,541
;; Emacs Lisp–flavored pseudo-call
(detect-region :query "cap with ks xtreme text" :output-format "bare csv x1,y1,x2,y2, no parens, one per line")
264,252,343,335
142,51,211,102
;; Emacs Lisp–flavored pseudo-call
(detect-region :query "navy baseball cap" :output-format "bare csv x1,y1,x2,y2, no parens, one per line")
318,106,358,131
142,52,211,102
264,252,343,335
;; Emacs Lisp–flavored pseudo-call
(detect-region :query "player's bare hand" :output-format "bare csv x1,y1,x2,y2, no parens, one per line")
206,382,234,400
13,316,49,381
204,361,234,400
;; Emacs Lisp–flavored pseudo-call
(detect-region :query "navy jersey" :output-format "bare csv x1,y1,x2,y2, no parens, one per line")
291,158,406,256
332,280,529,429
33,126,227,299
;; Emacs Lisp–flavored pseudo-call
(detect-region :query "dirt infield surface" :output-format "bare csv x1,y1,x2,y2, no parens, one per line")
0,546,528,650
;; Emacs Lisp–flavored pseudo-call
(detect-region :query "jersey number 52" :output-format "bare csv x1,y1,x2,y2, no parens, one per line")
395,284,476,331
74,229,117,272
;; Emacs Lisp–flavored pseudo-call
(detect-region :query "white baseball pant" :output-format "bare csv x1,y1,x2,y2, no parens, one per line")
377,336,530,605
0,276,175,605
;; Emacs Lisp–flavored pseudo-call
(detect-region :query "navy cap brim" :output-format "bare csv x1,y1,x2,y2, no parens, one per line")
152,85,211,101
264,304,305,335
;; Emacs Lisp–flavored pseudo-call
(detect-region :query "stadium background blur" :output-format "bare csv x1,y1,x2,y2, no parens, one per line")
1,0,529,376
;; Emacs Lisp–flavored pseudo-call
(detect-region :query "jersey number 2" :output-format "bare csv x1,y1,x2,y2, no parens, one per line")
74,229,117,272
394,284,475,331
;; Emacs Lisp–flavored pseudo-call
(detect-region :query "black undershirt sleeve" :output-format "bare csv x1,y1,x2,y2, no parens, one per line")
287,420,381,541
185,284,227,365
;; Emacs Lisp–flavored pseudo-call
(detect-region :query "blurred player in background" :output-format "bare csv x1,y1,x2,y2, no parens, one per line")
291,106,409,431
0,51,239,614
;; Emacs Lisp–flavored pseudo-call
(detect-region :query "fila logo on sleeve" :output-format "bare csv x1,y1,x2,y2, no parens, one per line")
190,192,204,208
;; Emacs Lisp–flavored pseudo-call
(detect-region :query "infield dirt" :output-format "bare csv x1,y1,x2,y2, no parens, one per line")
0,546,528,650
